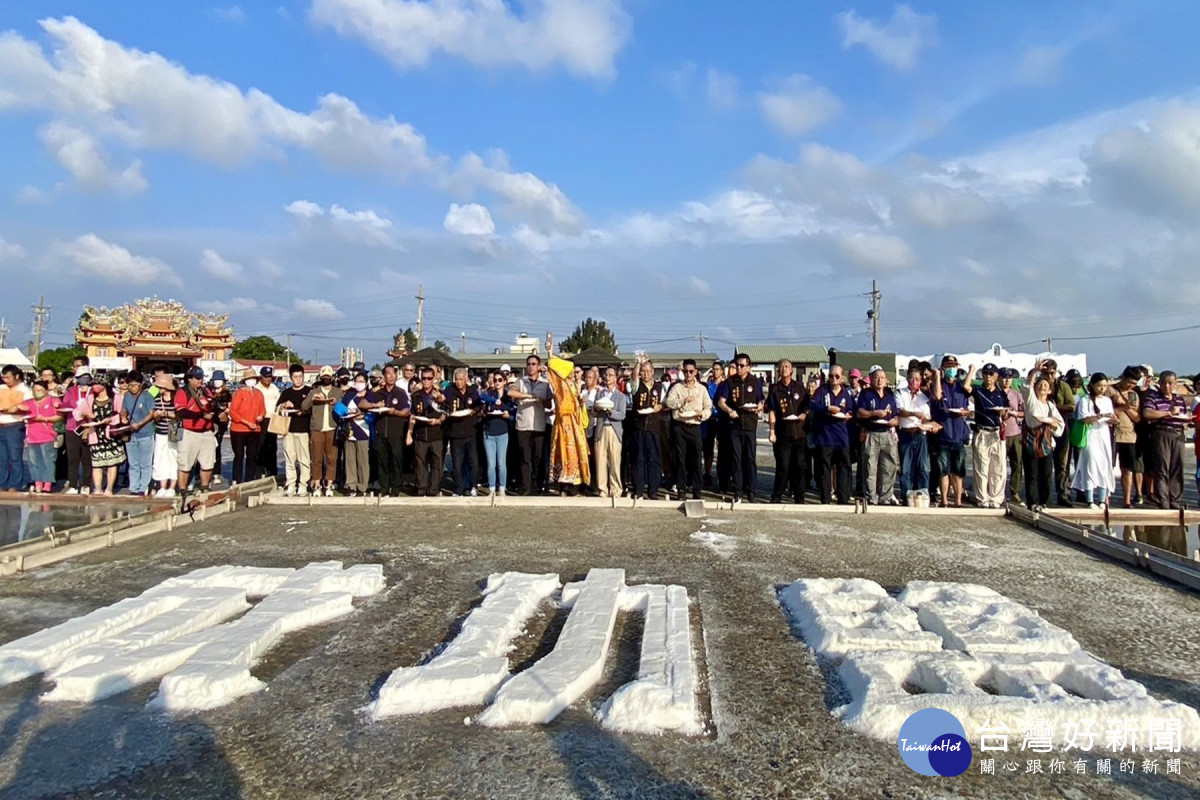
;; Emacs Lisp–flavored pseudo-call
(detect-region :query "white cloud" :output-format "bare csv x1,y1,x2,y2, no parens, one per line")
39,121,147,193
686,275,712,296
758,74,840,137
443,203,495,236
292,298,344,320
310,0,632,80
835,4,938,72
659,61,697,100
208,5,246,23
198,297,259,313
456,152,583,234
0,237,26,264
200,248,245,282
835,232,916,272
257,259,285,279
319,268,341,280
961,257,989,276
285,199,325,218
16,184,51,204
706,67,739,111
329,204,393,245
901,187,991,228
971,297,1047,321
50,234,178,285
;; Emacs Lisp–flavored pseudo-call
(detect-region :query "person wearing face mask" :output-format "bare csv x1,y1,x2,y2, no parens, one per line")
229,368,266,485
334,371,372,497
930,355,976,508
22,380,60,493
301,366,344,497
334,367,352,491
76,379,125,496
896,366,934,505
1000,369,1026,505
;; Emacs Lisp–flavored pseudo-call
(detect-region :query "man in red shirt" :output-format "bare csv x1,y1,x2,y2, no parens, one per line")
174,366,217,494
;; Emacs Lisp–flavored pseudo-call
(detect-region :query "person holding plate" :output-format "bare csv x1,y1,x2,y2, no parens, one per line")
717,353,764,504
407,367,447,497
767,359,809,504
810,366,854,504
444,367,482,496
930,355,976,508
627,357,665,499
591,366,628,498
855,366,900,505
665,358,713,500
1140,370,1192,509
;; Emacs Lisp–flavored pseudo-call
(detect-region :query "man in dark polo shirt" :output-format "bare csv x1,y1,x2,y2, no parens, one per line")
359,364,409,497
627,357,664,499
967,363,1010,508
810,365,854,504
855,365,899,505
1140,370,1191,509
767,359,809,504
406,367,446,497
931,355,975,508
716,353,765,503
444,367,481,497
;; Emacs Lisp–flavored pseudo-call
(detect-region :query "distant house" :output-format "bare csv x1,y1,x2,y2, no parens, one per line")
732,344,828,382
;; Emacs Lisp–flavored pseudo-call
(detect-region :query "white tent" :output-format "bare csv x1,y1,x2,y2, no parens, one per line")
0,348,35,371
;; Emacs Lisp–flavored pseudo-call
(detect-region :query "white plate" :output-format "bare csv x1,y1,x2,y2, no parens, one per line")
830,412,850,420
487,410,506,416
594,399,615,411
637,407,655,415
451,409,473,417
741,403,758,410
783,414,800,421
413,415,431,423
678,409,697,419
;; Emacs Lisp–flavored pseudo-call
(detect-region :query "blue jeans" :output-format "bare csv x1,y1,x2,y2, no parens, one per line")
0,424,25,490
126,435,155,494
483,431,508,490
898,431,929,496
24,442,56,484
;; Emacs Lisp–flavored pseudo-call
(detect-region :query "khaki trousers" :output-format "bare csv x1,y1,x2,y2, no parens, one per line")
283,432,310,490
309,429,337,486
973,429,1006,506
593,425,622,497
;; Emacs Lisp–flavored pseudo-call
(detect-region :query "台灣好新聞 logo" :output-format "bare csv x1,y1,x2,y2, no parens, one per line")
897,708,973,776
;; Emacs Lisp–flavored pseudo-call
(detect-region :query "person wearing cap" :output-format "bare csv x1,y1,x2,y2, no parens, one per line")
255,365,282,480
301,366,343,497
368,368,383,390
149,372,179,497
767,359,809,504
896,365,934,504
174,366,217,494
277,364,312,495
1000,368,1025,505
930,355,976,508
1036,359,1077,506
360,364,410,496
208,370,231,484
58,368,94,494
1141,370,1192,509
968,363,1010,508
717,352,764,504
120,370,157,497
855,365,900,505
810,365,855,504
228,368,266,485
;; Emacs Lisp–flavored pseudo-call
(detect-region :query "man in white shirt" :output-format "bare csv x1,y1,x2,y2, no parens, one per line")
895,365,934,502
255,365,282,480
665,359,713,500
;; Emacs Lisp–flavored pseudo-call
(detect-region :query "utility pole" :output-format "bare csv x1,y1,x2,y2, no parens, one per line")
1045,338,1054,353
415,285,425,350
460,332,466,353
0,317,8,349
30,295,49,365
865,280,881,352
285,333,292,366
699,331,706,353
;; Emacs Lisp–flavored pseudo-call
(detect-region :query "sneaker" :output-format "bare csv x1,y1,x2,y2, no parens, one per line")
65,487,79,495
324,486,333,498
469,487,479,497
80,487,91,496
498,487,506,496
732,496,742,505
1088,503,1102,511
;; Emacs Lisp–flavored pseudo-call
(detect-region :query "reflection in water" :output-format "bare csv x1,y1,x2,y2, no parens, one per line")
1096,524,1200,559
0,504,146,548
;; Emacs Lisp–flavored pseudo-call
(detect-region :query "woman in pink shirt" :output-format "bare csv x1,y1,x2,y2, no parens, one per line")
23,381,61,493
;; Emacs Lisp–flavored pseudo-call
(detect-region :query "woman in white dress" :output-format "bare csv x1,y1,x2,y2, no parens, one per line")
1070,372,1117,509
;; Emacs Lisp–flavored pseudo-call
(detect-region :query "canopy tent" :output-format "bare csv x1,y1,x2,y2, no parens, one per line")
568,345,621,366
0,348,35,371
394,348,467,369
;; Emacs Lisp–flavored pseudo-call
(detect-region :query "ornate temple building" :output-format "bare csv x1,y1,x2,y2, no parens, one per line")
75,298,236,374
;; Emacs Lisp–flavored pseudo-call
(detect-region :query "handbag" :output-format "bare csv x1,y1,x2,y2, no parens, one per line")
1068,399,1094,449
267,411,290,436
167,417,181,443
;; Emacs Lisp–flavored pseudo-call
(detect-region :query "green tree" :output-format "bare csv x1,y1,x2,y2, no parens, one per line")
393,327,418,353
560,317,618,354
432,339,451,355
37,345,85,377
231,335,288,362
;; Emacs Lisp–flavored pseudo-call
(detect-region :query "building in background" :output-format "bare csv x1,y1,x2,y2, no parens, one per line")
76,298,235,375
732,344,828,382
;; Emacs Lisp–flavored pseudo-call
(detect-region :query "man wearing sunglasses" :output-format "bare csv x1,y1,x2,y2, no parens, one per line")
406,368,446,497
716,353,765,503
665,359,712,500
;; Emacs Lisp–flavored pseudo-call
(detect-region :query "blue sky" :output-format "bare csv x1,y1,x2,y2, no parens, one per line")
1,0,1198,372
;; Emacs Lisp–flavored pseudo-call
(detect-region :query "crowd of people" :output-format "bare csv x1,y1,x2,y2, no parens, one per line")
0,351,1195,511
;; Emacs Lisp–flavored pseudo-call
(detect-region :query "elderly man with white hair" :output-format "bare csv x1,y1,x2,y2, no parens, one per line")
444,366,482,496
854,365,900,504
